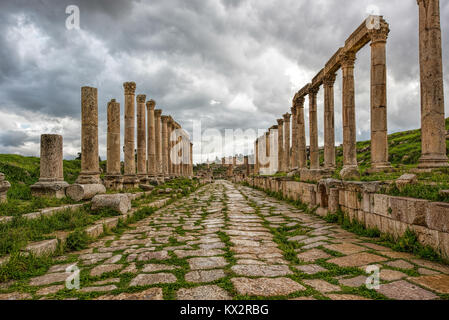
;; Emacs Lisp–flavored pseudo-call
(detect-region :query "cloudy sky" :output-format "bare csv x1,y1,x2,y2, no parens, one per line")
0,0,448,163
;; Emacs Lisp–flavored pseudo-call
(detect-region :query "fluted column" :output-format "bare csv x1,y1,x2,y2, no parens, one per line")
76,86,101,184
277,119,284,172
340,52,360,178
417,0,448,168
283,113,291,171
104,99,123,190
308,87,320,170
161,116,169,177
291,105,298,169
136,94,147,181
370,22,392,171
324,73,337,169
146,100,156,178
154,109,163,177
123,82,139,187
295,96,307,169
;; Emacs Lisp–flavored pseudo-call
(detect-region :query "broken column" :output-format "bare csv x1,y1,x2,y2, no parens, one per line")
146,100,157,180
370,22,392,171
417,0,448,168
123,82,139,188
154,109,163,179
161,115,169,178
309,87,320,170
136,94,147,182
104,99,123,190
340,52,360,179
283,113,291,171
0,173,10,203
291,105,298,169
295,96,307,169
31,134,69,198
277,119,284,172
323,73,337,170
67,86,105,200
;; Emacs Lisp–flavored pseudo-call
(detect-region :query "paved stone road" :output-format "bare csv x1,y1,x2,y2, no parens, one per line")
2,180,449,300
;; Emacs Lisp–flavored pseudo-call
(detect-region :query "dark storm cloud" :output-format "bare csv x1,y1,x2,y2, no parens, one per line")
0,0,448,160
0,130,33,147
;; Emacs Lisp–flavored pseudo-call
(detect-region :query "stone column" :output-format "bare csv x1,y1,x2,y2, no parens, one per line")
255,140,259,175
154,109,163,178
265,131,270,171
76,86,102,185
244,156,249,176
340,52,360,179
269,126,278,173
291,105,298,169
324,73,337,170
295,96,307,169
146,100,156,179
167,117,174,177
277,119,284,172
161,115,169,177
123,82,139,188
0,173,10,203
31,134,69,198
308,87,320,170
283,113,291,171
369,23,391,171
233,156,237,167
104,99,123,190
136,94,147,182
417,0,448,168
190,142,193,176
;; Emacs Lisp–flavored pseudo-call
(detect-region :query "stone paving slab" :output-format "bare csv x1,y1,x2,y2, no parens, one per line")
231,277,306,297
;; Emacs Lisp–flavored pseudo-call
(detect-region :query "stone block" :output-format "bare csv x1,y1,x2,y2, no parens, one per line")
30,181,69,199
362,192,374,213
91,194,131,214
439,232,449,260
373,194,390,217
25,239,59,257
85,224,104,238
426,202,449,232
412,225,440,249
66,183,106,201
345,190,360,210
395,173,417,191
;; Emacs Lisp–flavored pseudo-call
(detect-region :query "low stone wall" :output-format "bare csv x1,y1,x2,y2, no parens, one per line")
242,176,449,260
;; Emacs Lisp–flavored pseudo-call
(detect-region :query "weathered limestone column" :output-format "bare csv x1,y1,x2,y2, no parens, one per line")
161,115,169,177
277,119,284,172
340,52,360,179
76,86,102,185
269,125,278,173
233,156,237,167
31,134,69,198
190,142,193,176
146,100,156,179
0,173,10,203
283,113,291,171
417,0,448,168
370,23,392,171
167,117,174,177
323,73,337,170
291,105,298,169
123,82,139,188
244,156,249,176
136,94,147,182
295,96,307,169
255,140,259,175
309,87,320,170
104,99,123,190
67,86,105,201
154,109,163,178
265,131,270,171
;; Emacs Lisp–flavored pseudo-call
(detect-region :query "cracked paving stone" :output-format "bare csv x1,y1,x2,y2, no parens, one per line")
90,264,123,277
176,285,232,300
188,257,228,270
231,264,292,277
130,273,177,286
231,277,306,297
96,288,164,300
304,279,341,293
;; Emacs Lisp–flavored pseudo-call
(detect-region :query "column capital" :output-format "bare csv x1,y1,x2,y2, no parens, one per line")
161,115,169,123
123,82,136,95
277,118,284,126
339,51,356,68
265,132,270,137
323,73,337,87
291,105,297,116
308,86,320,97
146,99,156,110
283,113,291,121
136,94,146,103
369,22,390,44
154,109,162,117
293,94,305,108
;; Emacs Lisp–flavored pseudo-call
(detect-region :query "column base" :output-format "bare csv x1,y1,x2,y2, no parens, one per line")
104,175,124,191
340,166,360,180
76,171,102,185
299,168,333,182
30,180,69,199
367,162,394,173
122,175,140,190
137,174,149,183
418,154,449,169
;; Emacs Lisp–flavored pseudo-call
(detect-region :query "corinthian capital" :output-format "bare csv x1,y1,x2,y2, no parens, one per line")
277,118,284,126
339,51,356,68
283,113,291,121
123,82,136,95
369,21,390,44
146,99,156,110
323,73,337,87
154,109,162,117
136,94,146,103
